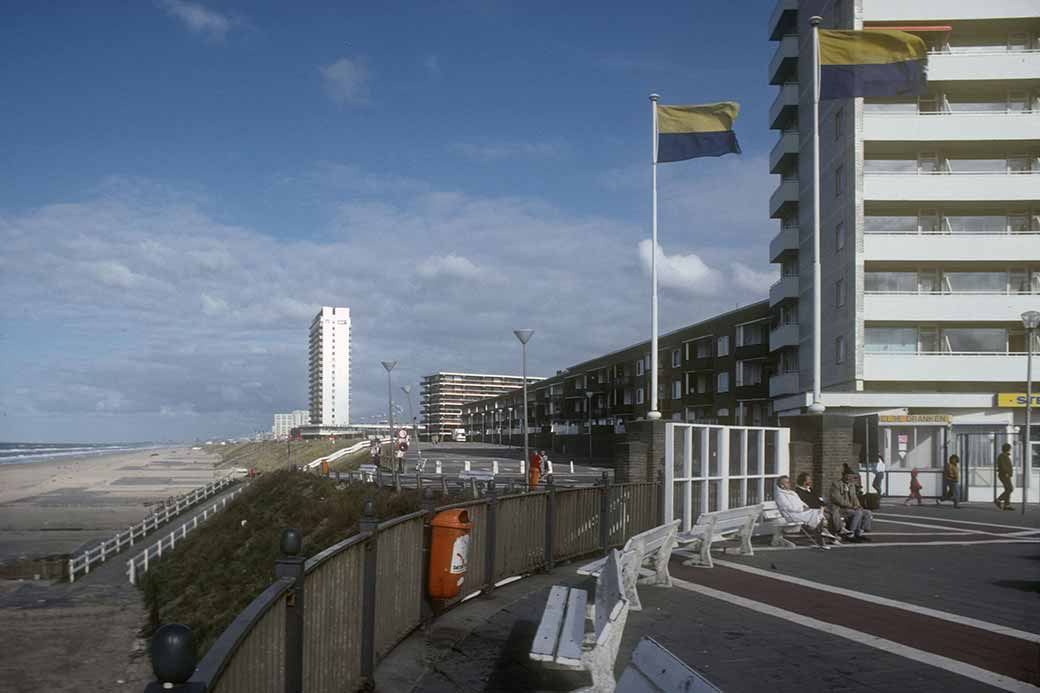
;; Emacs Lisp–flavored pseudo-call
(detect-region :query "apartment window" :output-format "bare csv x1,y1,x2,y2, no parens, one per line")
919,326,939,353
696,373,711,394
717,335,730,357
834,164,845,197
943,328,1007,353
835,222,845,251
834,106,844,140
672,349,681,368
636,359,645,376
717,371,730,393
835,278,846,307
636,388,645,405
835,336,846,364
695,338,712,358
736,361,763,387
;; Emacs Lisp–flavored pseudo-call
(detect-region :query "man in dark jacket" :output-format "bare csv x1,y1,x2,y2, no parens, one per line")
996,443,1015,511
797,472,843,537
829,471,873,542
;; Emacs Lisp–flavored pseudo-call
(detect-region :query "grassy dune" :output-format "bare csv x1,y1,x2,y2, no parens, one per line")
206,438,364,473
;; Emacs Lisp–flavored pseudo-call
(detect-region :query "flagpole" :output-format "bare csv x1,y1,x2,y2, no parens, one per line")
648,93,662,421
808,16,826,415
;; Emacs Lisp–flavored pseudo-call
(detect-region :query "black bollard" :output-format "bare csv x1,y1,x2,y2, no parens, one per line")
144,623,206,692
276,528,305,693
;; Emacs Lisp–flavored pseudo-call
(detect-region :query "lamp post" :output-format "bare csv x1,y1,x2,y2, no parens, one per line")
585,390,594,459
1021,310,1040,514
514,329,534,474
401,384,421,470
381,361,397,465
507,407,514,446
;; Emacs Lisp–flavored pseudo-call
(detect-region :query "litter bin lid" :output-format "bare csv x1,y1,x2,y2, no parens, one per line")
431,509,472,529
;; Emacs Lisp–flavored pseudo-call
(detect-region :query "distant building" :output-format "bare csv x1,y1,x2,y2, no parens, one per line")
309,307,351,426
272,409,311,439
422,372,545,438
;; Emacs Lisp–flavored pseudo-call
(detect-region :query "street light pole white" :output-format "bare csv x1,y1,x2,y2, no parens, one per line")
808,16,826,415
381,361,397,461
1021,310,1040,514
401,384,421,470
514,329,534,475
647,93,662,421
585,390,594,458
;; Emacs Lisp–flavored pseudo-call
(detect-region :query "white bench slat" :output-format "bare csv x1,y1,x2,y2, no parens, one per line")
555,588,587,667
617,636,722,693
530,585,569,662
594,549,626,641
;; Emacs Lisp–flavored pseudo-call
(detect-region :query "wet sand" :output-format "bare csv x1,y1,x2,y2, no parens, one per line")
0,447,221,562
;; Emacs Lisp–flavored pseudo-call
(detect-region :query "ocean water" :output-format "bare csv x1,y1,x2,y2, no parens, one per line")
0,442,158,465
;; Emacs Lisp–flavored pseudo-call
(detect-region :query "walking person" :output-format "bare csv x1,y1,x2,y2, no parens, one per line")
904,468,923,506
528,449,542,490
936,454,961,508
996,443,1015,511
872,455,886,496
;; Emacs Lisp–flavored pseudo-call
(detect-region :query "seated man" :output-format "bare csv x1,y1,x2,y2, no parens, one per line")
828,471,873,542
774,475,833,546
795,472,843,540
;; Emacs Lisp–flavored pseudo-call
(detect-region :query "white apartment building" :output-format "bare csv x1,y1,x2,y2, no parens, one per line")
271,409,311,439
767,0,1040,502
308,307,351,426
421,372,545,438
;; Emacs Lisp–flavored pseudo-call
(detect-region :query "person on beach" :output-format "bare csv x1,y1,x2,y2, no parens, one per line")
829,471,872,542
904,468,923,506
996,443,1015,511
528,449,542,490
936,454,961,508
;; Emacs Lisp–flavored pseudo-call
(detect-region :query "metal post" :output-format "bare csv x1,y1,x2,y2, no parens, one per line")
544,475,556,570
647,93,662,421
359,500,379,686
599,471,611,552
420,488,436,622
484,480,497,595
586,391,594,459
275,529,305,693
1025,325,1034,514
808,16,826,415
382,361,397,462
514,330,534,484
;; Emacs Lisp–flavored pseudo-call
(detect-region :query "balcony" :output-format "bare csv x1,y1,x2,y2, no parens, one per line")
863,0,1040,21
769,34,799,86
769,372,801,397
769,323,800,351
864,292,1040,322
769,83,799,130
864,232,1040,262
769,275,800,307
769,130,799,174
769,178,799,219
929,50,1040,83
769,224,799,263
768,0,797,41
863,173,1040,203
863,353,1027,382
864,112,1040,143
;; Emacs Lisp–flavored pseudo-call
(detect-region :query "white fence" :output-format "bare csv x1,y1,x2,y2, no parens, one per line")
126,484,249,585
304,438,391,470
663,423,790,533
68,473,239,582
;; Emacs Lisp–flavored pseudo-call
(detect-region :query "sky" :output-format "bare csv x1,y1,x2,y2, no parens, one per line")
0,0,782,443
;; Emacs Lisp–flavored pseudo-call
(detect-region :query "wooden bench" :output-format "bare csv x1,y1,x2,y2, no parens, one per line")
617,636,722,692
757,500,801,548
675,504,762,568
531,549,629,693
576,520,679,611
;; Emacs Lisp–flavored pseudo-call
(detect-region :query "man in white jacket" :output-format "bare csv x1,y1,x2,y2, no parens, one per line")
775,476,831,545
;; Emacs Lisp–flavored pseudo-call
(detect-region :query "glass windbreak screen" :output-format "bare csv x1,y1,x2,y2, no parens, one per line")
864,159,916,174
865,271,917,292
946,98,1007,113
945,215,1006,233
942,328,1007,353
865,327,918,353
864,216,916,233
864,100,916,113
942,272,1006,293
946,158,1007,173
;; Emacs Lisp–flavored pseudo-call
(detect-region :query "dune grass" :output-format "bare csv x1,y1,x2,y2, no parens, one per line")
207,438,364,473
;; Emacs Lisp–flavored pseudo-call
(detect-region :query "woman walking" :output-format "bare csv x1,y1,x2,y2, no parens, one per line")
936,455,961,508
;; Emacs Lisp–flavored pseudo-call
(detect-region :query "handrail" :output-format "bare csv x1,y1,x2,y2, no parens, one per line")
865,351,1027,356
865,290,1038,295
189,577,295,687
376,510,427,532
865,170,1038,176
865,110,1038,117
304,531,370,574
865,230,1038,236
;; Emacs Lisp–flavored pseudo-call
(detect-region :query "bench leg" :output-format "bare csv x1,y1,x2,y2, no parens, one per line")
680,538,714,569
577,606,628,693
640,532,676,588
771,526,796,548
620,548,643,612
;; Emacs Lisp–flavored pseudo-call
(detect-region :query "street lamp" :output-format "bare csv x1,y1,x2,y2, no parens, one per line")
585,390,594,459
381,361,397,463
514,329,534,472
402,384,421,470
1021,310,1040,514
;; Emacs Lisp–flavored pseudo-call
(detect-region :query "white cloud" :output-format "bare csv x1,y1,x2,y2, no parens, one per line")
417,254,485,281
200,293,228,316
451,140,563,162
320,57,370,106
88,260,144,288
158,0,237,40
732,262,777,293
637,240,721,295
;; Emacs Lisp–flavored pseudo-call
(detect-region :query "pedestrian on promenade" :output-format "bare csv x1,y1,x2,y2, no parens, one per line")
904,468,923,506
996,443,1015,511
936,454,961,508
829,471,873,542
528,449,542,490
872,455,886,495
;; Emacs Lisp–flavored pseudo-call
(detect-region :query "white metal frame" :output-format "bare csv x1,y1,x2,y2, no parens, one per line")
663,423,790,533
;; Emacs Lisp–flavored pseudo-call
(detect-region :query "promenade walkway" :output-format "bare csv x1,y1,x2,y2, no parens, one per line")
378,501,1040,692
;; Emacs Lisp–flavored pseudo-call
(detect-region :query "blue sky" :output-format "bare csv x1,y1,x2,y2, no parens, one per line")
1,0,780,442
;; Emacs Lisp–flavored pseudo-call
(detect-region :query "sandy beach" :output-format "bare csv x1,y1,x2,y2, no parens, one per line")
0,446,222,563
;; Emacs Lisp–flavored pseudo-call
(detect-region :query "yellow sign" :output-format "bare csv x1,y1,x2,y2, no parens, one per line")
878,415,951,425
997,393,1040,408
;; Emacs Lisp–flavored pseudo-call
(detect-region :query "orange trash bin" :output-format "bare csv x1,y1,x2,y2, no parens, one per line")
428,509,473,599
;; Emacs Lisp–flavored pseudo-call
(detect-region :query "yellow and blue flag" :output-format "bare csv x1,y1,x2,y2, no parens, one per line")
819,29,927,100
656,102,741,163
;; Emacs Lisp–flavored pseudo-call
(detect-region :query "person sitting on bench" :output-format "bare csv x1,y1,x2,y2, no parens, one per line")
795,472,843,540
829,471,873,543
774,476,834,544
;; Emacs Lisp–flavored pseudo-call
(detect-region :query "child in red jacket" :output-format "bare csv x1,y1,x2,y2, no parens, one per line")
904,468,923,506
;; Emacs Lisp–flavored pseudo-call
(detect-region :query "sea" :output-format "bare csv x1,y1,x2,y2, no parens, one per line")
0,442,161,465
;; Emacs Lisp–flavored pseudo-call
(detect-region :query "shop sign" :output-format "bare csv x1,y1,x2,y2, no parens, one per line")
878,414,951,425
996,393,1040,408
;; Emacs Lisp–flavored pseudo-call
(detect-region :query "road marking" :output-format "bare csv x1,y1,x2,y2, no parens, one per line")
713,559,1040,643
872,518,983,533
876,512,1040,532
705,538,1040,553
671,577,1040,693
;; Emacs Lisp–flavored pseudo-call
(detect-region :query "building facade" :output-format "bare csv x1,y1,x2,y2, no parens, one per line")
460,302,774,439
422,372,545,437
308,306,351,426
767,0,1040,501
272,410,311,439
